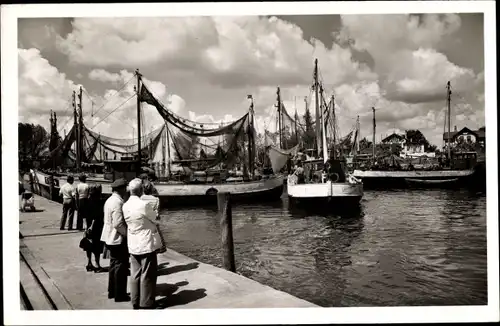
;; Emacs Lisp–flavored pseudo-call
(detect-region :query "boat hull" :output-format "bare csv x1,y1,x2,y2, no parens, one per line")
25,171,285,206
287,176,363,206
405,178,460,189
351,169,475,189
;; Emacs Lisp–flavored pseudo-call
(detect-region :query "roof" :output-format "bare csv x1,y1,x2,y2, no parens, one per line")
382,133,405,143
443,126,485,140
443,127,486,140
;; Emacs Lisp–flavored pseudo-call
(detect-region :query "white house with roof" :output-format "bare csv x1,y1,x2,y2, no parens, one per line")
381,132,436,158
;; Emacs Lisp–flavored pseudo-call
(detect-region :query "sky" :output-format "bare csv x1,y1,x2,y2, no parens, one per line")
17,13,485,147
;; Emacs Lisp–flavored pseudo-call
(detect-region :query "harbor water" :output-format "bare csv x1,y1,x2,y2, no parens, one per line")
157,188,487,307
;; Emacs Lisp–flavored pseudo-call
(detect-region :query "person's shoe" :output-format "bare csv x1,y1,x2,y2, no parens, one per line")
115,295,131,302
60,228,65,230
140,305,156,309
68,228,74,231
86,265,95,272
94,267,105,273
108,293,115,299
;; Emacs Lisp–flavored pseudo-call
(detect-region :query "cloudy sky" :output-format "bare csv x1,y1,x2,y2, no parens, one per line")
18,13,484,147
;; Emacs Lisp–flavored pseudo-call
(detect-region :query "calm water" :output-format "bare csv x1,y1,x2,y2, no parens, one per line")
157,189,487,307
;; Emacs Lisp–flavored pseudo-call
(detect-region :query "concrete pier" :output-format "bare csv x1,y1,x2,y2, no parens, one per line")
19,195,317,310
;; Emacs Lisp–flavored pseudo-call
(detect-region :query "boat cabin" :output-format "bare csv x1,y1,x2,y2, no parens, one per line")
451,151,477,170
299,158,347,183
103,158,140,182
81,162,105,174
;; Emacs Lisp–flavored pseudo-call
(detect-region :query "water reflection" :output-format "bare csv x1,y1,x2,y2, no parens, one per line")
159,189,487,307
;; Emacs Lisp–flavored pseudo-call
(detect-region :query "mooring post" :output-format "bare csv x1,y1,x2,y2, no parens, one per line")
217,192,236,273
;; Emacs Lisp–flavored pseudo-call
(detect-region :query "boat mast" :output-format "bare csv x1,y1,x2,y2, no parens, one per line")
319,84,328,163
304,96,308,151
166,123,171,178
276,87,283,149
313,58,321,158
372,107,376,162
442,105,447,151
248,95,255,179
99,133,103,161
149,138,153,164
294,107,299,146
331,94,336,160
135,69,142,173
49,111,56,171
446,81,452,161
53,112,57,170
356,115,360,154
78,86,83,171
72,90,79,171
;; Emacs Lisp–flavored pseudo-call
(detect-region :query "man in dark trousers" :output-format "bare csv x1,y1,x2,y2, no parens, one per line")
100,178,130,302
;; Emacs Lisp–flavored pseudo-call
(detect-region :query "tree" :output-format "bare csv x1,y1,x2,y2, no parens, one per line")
359,137,372,150
281,125,299,150
18,123,49,159
427,144,437,152
302,105,315,150
405,129,440,152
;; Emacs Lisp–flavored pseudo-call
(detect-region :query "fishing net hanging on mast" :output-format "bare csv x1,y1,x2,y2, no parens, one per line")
84,125,164,157
41,124,77,166
266,101,306,173
138,82,251,171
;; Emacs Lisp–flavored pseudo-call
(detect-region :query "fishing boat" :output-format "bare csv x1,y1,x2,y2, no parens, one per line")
405,177,459,188
270,59,363,205
26,70,284,205
352,81,475,188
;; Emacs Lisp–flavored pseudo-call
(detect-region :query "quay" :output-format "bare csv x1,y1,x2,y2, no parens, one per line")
19,195,317,310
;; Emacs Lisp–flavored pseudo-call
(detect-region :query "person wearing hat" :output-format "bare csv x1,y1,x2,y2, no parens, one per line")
59,175,76,230
76,174,90,231
100,178,130,302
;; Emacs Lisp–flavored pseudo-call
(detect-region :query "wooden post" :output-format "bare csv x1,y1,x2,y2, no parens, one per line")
217,192,235,273
372,107,376,162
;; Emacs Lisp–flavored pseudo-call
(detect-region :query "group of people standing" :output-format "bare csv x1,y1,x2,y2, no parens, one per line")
58,173,163,309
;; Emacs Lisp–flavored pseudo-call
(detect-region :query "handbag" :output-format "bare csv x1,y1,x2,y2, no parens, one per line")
79,233,92,252
152,224,167,254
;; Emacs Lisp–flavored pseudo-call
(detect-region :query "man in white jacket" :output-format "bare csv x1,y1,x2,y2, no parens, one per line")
123,178,161,309
100,178,130,302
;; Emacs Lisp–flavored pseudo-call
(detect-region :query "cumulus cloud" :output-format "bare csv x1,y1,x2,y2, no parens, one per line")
20,50,183,140
57,16,375,90
18,48,79,126
337,14,480,104
19,14,485,151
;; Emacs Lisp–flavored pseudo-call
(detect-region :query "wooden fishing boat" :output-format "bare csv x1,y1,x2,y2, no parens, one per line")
29,169,284,206
26,70,284,206
352,163,474,188
405,177,459,184
272,59,363,206
352,82,478,189
287,161,363,205
404,177,460,188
